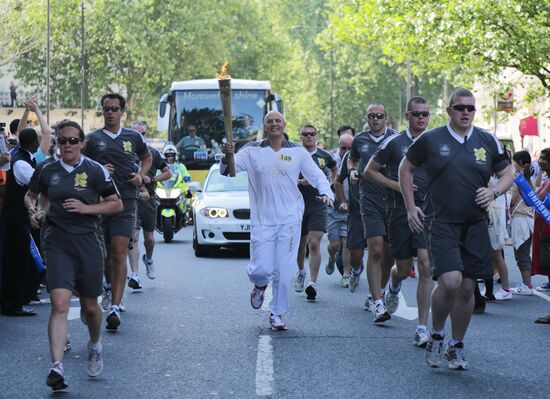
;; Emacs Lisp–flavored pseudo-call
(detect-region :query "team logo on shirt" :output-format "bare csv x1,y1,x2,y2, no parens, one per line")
318,158,326,167
440,144,451,157
50,174,61,186
123,141,133,153
74,172,88,189
279,154,292,162
474,147,487,164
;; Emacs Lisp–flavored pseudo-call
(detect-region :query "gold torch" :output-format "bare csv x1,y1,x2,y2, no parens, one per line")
217,61,235,176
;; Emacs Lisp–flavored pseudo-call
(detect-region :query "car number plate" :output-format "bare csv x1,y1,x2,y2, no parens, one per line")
240,224,250,231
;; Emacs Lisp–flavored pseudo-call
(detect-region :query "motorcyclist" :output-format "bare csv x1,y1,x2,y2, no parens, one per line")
158,144,191,214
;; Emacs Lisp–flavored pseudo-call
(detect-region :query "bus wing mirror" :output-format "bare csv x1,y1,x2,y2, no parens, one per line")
157,93,171,132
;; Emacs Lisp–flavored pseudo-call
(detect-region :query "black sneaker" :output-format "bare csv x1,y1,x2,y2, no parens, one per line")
127,277,142,290
46,366,68,391
305,284,317,301
106,309,121,331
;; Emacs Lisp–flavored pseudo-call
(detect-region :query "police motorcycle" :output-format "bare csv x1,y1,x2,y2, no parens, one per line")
155,144,192,243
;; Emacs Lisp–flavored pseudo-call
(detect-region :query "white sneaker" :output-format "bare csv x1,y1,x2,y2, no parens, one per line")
413,328,430,348
294,272,306,292
384,289,400,314
270,314,287,331
372,302,391,323
143,255,156,279
101,287,111,311
85,341,104,378
494,288,512,301
363,295,374,311
511,283,533,296
536,282,550,292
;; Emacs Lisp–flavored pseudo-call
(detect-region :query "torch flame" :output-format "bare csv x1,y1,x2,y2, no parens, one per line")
216,60,231,79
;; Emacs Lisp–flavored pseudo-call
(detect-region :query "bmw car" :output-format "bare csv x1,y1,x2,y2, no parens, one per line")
192,164,250,257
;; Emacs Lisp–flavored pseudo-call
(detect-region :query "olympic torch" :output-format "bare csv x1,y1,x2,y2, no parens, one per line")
217,61,235,176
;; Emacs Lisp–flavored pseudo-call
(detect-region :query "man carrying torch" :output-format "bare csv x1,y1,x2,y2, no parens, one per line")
221,111,333,330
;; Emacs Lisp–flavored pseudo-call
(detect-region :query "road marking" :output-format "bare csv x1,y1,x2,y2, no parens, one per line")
68,307,80,321
393,292,418,321
255,335,274,397
533,290,550,303
261,285,272,311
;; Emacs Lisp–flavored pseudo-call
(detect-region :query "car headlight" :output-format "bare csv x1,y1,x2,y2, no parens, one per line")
155,188,181,199
201,207,228,218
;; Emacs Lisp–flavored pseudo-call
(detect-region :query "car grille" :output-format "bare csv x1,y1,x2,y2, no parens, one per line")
233,209,250,220
223,232,250,240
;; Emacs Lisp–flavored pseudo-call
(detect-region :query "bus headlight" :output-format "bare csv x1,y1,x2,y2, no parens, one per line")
201,207,228,218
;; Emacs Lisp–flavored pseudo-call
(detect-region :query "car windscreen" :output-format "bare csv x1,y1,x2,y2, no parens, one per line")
205,169,249,192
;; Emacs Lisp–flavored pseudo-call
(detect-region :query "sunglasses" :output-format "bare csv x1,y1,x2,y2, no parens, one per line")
301,132,316,137
450,104,476,112
58,137,82,145
103,106,121,113
409,111,430,117
367,113,385,120
340,146,351,151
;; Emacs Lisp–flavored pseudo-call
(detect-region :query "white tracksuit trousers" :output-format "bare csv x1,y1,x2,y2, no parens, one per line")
247,221,301,316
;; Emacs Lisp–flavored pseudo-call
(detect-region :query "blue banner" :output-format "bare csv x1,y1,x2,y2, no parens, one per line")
515,173,550,226
29,234,46,273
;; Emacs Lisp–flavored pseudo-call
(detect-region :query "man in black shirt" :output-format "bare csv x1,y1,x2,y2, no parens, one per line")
127,121,171,286
295,124,337,301
365,96,433,346
400,88,513,370
84,93,152,331
348,104,396,323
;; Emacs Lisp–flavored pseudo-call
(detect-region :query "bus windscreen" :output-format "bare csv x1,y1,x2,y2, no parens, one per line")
173,89,266,156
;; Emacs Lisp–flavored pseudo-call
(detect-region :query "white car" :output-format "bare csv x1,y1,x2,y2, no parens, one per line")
192,164,250,257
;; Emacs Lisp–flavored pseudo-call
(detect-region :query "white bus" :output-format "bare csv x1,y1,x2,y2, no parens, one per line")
157,79,283,181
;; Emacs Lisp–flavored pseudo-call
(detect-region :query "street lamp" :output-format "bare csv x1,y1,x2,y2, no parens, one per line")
291,25,335,148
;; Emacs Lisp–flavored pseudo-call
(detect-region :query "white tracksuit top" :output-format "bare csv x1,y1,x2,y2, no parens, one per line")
221,140,334,226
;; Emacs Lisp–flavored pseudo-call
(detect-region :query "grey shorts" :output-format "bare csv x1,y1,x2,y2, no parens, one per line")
301,201,327,236
425,219,491,280
103,198,136,241
327,207,348,241
346,211,365,250
43,224,106,298
387,208,426,260
138,198,157,232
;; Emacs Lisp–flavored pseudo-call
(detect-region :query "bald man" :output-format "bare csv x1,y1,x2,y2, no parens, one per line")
221,111,334,331
326,134,353,287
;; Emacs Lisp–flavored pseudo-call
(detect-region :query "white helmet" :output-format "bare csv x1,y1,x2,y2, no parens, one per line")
162,143,178,158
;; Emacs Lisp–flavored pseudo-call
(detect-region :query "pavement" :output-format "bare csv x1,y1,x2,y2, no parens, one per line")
0,229,549,399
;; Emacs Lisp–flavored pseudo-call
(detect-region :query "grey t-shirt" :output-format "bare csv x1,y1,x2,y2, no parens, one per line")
138,146,167,195
406,125,509,223
84,128,149,199
373,130,428,210
35,157,117,234
350,128,396,212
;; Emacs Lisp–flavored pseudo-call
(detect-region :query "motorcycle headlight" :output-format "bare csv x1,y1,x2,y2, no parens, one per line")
201,207,228,218
156,188,181,199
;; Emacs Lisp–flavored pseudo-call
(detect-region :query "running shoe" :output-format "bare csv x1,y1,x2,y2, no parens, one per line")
445,342,468,370
363,295,374,311
494,288,512,301
119,302,126,312
348,269,361,293
270,314,287,331
510,283,533,296
106,308,121,331
425,333,446,368
536,281,550,292
372,302,390,323
294,272,306,292
127,276,142,290
143,255,157,279
101,287,111,311
250,285,267,309
64,335,72,353
341,275,350,288
384,289,400,314
86,341,104,378
305,283,317,301
325,257,336,275
46,362,67,391
413,329,429,348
